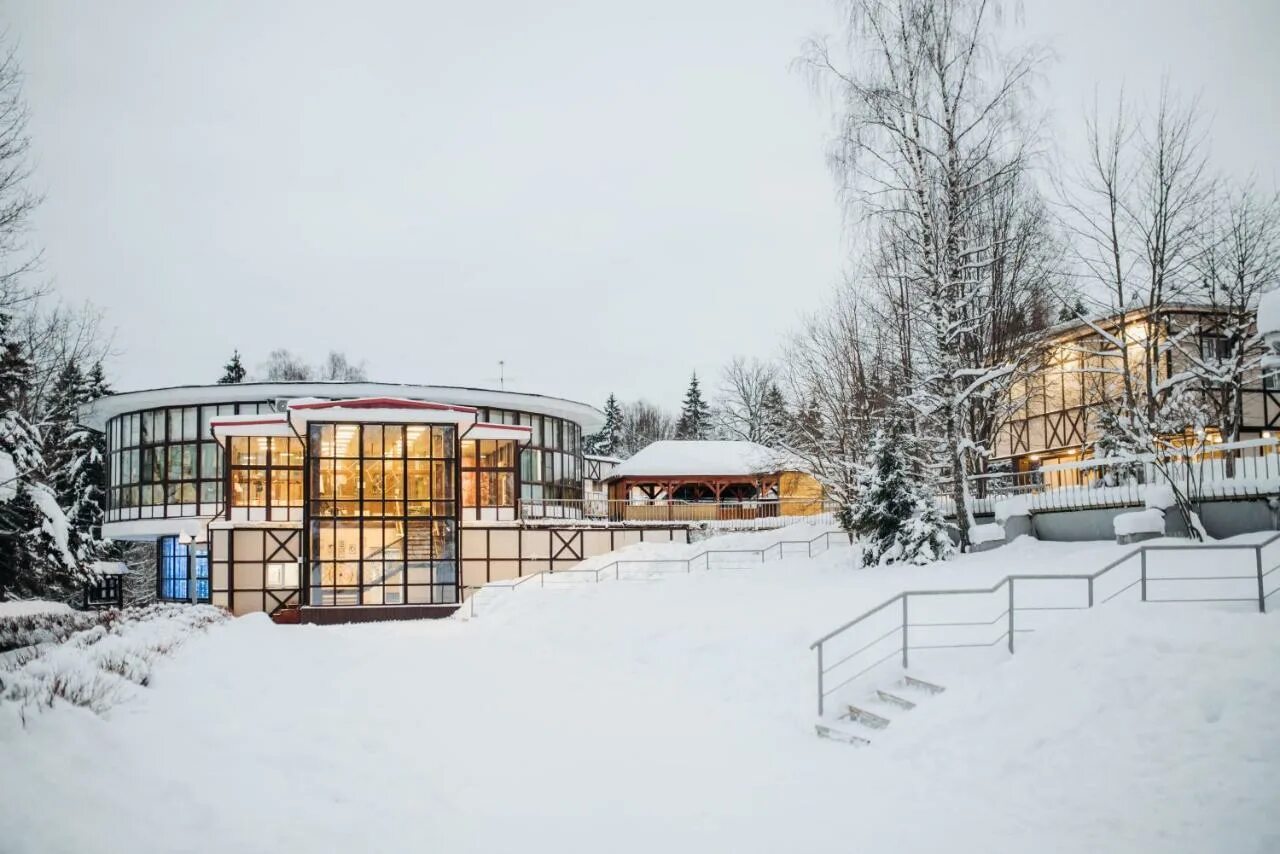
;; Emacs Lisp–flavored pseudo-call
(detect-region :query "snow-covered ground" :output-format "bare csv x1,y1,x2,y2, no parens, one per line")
1,530,1277,853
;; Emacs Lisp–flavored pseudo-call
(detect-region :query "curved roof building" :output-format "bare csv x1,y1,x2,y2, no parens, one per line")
75,382,695,622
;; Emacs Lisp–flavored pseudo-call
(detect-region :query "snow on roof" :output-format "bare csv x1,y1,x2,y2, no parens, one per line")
1258,289,1280,336
608,440,793,480
76,382,604,433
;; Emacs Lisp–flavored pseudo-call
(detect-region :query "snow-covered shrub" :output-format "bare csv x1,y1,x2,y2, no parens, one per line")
0,603,227,725
0,608,106,653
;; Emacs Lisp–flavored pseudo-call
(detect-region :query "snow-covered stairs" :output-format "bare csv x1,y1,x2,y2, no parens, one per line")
815,675,945,746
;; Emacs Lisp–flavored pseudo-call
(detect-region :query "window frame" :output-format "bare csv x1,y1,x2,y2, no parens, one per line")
157,535,210,602
306,422,459,607
460,438,519,519
104,401,275,522
227,435,305,519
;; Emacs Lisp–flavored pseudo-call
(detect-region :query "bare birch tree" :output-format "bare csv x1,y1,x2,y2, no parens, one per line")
803,0,1046,547
0,43,40,307
618,400,675,456
1059,86,1218,536
714,357,780,443
1180,181,1280,444
780,283,888,534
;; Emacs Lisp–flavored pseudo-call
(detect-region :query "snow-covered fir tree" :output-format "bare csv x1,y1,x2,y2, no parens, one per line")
852,419,917,566
674,372,712,439
853,416,954,567
889,494,955,565
759,383,789,448
0,313,82,598
1057,296,1088,322
42,359,106,569
585,393,623,457
218,350,247,384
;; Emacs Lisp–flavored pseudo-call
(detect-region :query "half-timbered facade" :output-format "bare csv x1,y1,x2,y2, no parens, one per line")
993,304,1276,472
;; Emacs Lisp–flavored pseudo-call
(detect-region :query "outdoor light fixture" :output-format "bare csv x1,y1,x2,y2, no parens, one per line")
177,531,198,604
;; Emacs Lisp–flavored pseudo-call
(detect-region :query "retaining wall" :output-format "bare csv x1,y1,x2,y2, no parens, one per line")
1031,498,1277,542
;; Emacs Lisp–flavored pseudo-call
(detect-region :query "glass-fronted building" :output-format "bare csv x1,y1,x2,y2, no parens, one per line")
80,383,688,621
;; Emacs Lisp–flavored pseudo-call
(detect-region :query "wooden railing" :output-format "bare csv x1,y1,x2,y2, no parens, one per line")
519,497,838,527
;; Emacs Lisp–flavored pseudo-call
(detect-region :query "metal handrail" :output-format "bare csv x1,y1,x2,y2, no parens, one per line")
809,532,1280,715
464,526,851,616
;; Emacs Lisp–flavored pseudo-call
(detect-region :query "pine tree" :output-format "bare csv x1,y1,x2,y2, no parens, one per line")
852,416,955,567
43,359,105,570
759,383,789,447
852,420,918,566
219,350,247,384
86,360,113,398
675,373,712,440
1057,296,1088,322
0,313,79,597
585,394,623,457
891,495,955,565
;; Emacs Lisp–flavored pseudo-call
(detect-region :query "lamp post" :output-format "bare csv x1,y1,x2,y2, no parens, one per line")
178,531,197,604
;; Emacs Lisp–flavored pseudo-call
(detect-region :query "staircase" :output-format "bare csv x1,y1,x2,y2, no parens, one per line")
815,675,945,746
405,526,431,559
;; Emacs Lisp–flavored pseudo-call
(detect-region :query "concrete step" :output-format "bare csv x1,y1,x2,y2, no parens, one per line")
900,675,946,695
842,703,892,730
815,723,871,746
876,689,917,710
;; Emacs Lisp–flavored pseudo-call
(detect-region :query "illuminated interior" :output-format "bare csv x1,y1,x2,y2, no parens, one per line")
228,436,304,519
461,439,517,520
307,423,458,606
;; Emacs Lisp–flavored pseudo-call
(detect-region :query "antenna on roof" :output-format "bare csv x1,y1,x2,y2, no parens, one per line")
485,360,517,391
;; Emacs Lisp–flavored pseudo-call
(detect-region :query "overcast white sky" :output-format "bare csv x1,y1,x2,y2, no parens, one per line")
8,0,1279,411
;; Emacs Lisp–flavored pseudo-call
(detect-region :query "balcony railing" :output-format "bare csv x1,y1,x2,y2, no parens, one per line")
519,497,839,529
939,438,1280,516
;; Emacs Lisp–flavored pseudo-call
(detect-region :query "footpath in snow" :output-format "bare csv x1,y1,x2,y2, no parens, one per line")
1,528,1277,853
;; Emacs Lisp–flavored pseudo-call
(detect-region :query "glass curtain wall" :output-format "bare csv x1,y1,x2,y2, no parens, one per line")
228,436,304,519
308,423,457,606
476,408,582,502
460,439,517,520
105,402,276,521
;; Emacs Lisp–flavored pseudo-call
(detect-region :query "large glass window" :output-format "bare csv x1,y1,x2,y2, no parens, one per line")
105,401,276,522
228,436,304,518
461,439,517,520
158,536,209,601
479,408,582,504
308,423,457,606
